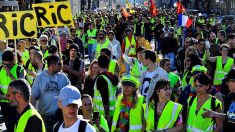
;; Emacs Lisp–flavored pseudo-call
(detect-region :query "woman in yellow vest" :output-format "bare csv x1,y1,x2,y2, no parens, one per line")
80,94,109,132
206,44,234,91
143,79,183,132
186,73,223,132
112,75,145,132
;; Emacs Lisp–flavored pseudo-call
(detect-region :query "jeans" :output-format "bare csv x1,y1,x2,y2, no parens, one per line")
164,52,175,71
88,44,93,63
42,114,58,132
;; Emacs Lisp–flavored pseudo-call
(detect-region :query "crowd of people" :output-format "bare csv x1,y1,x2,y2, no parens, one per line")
0,6,235,132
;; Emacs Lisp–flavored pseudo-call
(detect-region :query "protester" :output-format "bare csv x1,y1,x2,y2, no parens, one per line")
31,55,70,132
56,85,96,132
8,79,46,132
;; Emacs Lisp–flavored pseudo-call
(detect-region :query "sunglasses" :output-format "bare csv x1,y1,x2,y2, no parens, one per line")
40,40,47,42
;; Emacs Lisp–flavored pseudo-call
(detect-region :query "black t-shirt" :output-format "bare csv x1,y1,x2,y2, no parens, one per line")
224,92,235,131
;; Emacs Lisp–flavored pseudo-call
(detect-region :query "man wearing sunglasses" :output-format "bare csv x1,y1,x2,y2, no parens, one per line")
30,55,70,132
0,50,26,131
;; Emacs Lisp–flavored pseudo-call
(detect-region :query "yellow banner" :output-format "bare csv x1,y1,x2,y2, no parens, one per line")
0,11,37,40
32,1,74,27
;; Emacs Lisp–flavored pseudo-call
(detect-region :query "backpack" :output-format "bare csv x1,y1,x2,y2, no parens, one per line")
53,119,87,132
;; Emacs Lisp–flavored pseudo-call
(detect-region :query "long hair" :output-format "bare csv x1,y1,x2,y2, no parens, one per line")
87,59,98,78
123,88,141,109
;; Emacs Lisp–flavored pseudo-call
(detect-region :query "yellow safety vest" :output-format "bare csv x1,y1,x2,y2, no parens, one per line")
43,50,49,59
112,95,144,132
22,50,29,66
93,75,117,117
87,29,97,44
14,108,46,132
0,64,23,102
181,70,194,88
143,101,182,131
187,96,221,132
108,59,117,74
96,39,110,58
125,36,137,56
213,56,234,85
130,58,147,79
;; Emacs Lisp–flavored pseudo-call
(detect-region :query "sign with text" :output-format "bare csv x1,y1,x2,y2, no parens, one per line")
0,11,37,39
32,1,74,27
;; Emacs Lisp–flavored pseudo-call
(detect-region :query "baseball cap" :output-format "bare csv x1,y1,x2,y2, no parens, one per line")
121,75,139,88
59,85,82,107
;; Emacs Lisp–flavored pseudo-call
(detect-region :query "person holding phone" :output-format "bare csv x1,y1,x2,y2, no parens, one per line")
112,75,145,132
80,94,109,132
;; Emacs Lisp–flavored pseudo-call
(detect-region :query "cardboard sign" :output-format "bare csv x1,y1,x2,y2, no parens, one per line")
32,1,74,27
0,11,37,39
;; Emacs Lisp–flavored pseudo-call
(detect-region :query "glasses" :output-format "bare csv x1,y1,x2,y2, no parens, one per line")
7,91,20,97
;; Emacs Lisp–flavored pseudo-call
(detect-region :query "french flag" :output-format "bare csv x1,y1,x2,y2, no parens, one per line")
179,14,193,28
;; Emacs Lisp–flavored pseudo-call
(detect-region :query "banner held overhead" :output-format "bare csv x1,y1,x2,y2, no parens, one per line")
0,11,37,40
32,1,74,27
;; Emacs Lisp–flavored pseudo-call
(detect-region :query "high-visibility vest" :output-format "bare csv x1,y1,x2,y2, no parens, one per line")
87,29,97,44
108,59,117,74
0,64,23,102
43,50,49,59
125,36,137,56
96,39,110,58
198,19,205,24
169,72,180,89
143,101,182,131
213,56,234,85
181,70,194,88
202,50,207,65
26,61,36,85
130,58,147,79
14,108,46,132
22,50,29,66
134,22,144,35
186,96,221,132
93,75,117,117
112,95,144,132
93,114,110,132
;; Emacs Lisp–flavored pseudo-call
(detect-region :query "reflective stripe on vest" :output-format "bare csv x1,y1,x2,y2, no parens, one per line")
213,56,234,85
186,96,221,132
96,39,110,58
93,75,117,116
143,101,182,131
87,29,97,44
112,95,144,132
14,108,46,132
125,36,136,55
108,59,117,74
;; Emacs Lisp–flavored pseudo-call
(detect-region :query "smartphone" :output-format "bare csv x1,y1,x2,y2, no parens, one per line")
93,112,99,120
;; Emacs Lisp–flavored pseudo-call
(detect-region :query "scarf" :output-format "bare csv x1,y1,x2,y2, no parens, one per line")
117,95,134,132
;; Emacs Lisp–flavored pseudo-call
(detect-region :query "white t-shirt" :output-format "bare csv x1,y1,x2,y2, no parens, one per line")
141,66,168,97
58,119,96,132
